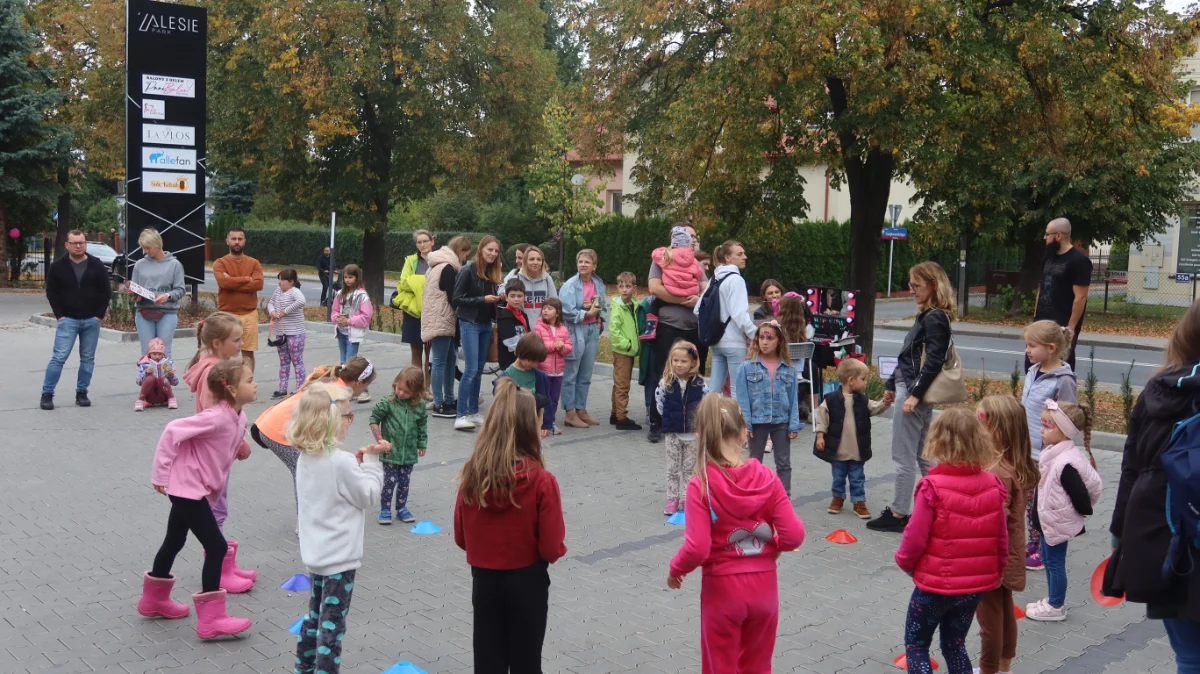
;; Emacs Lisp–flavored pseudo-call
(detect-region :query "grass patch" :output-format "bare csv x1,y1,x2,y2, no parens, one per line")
961,306,1178,338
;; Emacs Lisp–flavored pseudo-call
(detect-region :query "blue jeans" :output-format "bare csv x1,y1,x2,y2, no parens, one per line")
336,331,359,365
562,323,600,410
831,460,866,502
457,321,492,417
42,317,101,395
1165,618,1200,674
904,587,981,674
135,311,179,357
707,344,745,397
1040,538,1069,608
430,336,458,405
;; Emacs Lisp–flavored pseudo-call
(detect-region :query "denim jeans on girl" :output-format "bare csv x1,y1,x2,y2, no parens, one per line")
1165,618,1200,674
831,459,866,502
336,331,359,365
42,317,101,395
430,336,458,406
562,323,600,411
135,311,179,357
904,587,982,674
458,320,492,417
1040,538,1069,608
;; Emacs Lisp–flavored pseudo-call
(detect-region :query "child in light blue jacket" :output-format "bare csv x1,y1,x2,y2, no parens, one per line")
560,249,609,428
735,321,803,495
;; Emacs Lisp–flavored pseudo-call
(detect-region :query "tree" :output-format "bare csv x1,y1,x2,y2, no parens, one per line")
907,2,1200,312
542,0,583,85
526,98,604,274
0,0,69,286
207,0,557,303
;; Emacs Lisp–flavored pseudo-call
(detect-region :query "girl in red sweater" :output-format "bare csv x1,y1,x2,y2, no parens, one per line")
454,378,566,674
894,407,1009,674
667,393,805,674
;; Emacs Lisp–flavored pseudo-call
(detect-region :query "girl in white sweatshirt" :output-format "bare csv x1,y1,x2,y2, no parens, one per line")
287,382,388,674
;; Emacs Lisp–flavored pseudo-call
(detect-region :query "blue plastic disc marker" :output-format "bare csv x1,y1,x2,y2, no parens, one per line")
382,661,429,674
409,520,441,535
280,574,312,592
666,511,686,526
288,617,305,635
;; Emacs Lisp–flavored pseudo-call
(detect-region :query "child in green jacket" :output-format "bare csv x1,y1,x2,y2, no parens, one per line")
369,366,428,524
609,272,643,430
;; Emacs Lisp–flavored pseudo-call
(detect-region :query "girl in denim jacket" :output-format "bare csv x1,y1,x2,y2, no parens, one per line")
734,321,802,495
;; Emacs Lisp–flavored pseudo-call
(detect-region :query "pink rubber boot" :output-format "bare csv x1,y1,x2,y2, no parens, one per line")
135,572,190,619
219,547,255,593
227,540,257,581
192,589,252,639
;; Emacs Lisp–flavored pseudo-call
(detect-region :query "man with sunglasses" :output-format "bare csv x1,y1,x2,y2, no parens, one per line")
40,230,112,410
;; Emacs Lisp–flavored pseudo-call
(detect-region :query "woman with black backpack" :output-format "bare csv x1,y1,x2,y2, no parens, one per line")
1104,299,1200,668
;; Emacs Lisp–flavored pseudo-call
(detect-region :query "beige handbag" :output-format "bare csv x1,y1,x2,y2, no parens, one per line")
920,340,968,405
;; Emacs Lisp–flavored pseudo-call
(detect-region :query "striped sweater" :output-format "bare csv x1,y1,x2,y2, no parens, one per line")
268,287,307,336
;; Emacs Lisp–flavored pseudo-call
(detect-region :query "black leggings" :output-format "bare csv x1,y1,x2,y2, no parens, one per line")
472,562,550,674
150,495,227,592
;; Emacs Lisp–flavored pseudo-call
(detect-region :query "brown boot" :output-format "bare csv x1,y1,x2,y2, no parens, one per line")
827,497,844,514
564,410,589,428
578,409,600,426
853,501,872,519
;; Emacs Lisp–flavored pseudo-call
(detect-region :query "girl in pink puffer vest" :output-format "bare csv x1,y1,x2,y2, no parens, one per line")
1024,400,1103,623
895,408,1008,674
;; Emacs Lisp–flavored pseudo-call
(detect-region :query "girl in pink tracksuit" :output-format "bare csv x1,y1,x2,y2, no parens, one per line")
668,393,805,674
137,359,257,640
534,297,572,435
894,407,1009,674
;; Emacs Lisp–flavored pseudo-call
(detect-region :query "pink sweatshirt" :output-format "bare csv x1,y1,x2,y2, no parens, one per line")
152,402,249,503
669,459,805,578
184,354,220,413
651,246,704,298
533,320,573,376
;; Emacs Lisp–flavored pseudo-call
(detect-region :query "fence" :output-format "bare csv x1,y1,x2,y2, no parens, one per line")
6,235,52,287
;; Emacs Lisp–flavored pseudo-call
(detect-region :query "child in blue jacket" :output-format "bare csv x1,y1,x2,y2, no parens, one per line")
735,320,803,495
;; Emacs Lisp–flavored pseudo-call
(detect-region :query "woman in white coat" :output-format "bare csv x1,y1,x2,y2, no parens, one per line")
699,240,757,397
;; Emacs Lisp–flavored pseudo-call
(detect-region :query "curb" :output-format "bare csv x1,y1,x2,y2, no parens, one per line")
876,322,1166,353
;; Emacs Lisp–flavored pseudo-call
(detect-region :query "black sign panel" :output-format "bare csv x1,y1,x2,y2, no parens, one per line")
125,0,207,282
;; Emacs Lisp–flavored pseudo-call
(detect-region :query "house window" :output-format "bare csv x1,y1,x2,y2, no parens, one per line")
611,191,623,215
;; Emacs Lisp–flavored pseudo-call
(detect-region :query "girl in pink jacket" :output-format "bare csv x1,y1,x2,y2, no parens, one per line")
534,298,572,435
1024,400,1103,622
137,359,257,640
895,407,1009,674
667,393,805,674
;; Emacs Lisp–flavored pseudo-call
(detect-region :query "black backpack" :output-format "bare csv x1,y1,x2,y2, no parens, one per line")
696,271,730,346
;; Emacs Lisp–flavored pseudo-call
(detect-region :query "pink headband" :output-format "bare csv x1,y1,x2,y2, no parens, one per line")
1044,399,1078,437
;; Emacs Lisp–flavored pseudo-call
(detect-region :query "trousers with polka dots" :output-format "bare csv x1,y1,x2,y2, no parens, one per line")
294,569,356,674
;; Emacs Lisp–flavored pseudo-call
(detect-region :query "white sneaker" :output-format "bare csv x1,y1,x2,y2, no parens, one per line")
357,391,372,404
454,416,477,431
1025,599,1066,622
426,401,436,410
469,413,486,425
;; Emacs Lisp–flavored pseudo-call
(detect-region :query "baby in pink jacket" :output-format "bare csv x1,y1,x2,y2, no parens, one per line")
651,226,706,299
138,359,257,640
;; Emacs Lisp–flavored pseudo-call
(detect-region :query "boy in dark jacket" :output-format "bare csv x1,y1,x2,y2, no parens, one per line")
496,279,530,372
814,359,891,519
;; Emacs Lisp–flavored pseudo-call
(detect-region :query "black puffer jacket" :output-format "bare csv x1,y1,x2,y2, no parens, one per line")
1103,363,1200,621
885,307,951,401
452,261,498,325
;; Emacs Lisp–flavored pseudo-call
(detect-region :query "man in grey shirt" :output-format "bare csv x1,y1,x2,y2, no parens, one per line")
645,223,707,442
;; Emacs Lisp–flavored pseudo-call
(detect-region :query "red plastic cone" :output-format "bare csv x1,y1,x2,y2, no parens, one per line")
825,529,858,544
1013,604,1025,620
1091,557,1124,607
893,654,939,670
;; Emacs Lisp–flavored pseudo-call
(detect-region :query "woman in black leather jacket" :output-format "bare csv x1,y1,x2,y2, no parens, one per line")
1103,300,1200,667
451,235,503,429
867,261,954,533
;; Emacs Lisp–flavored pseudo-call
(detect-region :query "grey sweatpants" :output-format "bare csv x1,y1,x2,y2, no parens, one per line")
889,379,933,515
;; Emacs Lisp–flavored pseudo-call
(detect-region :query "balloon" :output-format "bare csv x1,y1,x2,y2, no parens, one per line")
7,228,18,239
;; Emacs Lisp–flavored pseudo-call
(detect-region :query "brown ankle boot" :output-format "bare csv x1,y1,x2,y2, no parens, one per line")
564,410,589,428
578,409,600,426
827,497,844,514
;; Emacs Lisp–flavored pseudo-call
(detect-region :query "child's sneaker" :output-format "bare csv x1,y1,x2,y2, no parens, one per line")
167,398,178,410
271,389,288,400
1026,550,1044,570
135,398,146,412
765,437,773,453
552,424,562,436
664,498,678,515
357,391,372,404
1025,598,1066,622
853,502,872,519
827,497,845,514
378,509,392,525
397,508,416,523
469,413,486,426
454,416,477,431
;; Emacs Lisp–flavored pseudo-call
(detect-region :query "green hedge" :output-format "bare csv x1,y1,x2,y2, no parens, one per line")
210,227,482,270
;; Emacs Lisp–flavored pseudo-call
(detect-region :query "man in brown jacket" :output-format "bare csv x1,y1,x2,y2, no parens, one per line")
212,226,264,371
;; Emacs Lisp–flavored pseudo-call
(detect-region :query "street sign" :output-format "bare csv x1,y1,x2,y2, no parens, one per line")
52,210,58,223
882,227,908,241
1175,273,1192,283
1179,208,1200,274
888,204,902,227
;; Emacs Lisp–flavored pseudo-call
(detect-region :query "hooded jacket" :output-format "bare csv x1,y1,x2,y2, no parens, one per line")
703,264,758,350
392,253,428,317
421,246,463,341
184,354,221,413
669,459,806,578
1021,363,1078,458
454,456,567,569
152,402,248,503
514,271,558,327
651,246,703,298
131,252,186,313
609,296,640,358
332,288,373,344
533,320,572,376
1103,363,1200,620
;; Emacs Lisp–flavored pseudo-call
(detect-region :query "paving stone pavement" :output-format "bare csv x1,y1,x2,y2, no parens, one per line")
0,309,1178,674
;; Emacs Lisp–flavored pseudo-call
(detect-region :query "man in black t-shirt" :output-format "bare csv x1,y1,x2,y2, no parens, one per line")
1031,217,1092,371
